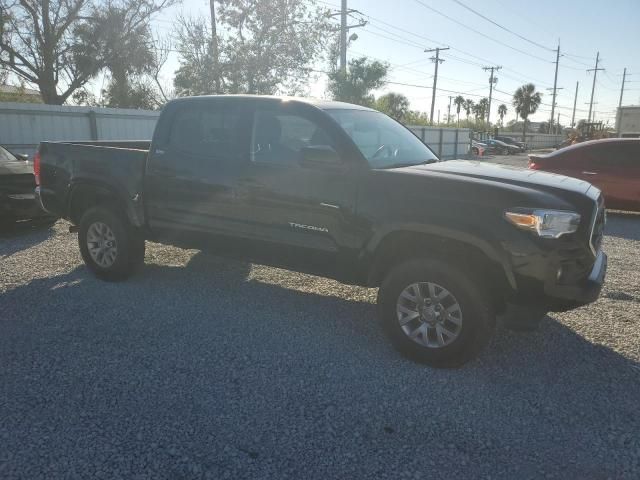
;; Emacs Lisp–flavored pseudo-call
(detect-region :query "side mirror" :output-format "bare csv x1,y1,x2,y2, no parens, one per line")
17,153,29,161
299,145,341,167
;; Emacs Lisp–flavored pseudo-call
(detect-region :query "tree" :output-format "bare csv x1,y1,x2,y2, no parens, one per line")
174,0,330,96
0,0,174,105
497,104,507,126
403,109,429,126
512,83,542,141
463,98,474,121
327,56,388,107
375,92,409,122
453,95,464,126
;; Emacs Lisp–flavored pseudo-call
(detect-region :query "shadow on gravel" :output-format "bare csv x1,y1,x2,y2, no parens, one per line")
2,251,639,478
0,218,57,258
606,211,640,241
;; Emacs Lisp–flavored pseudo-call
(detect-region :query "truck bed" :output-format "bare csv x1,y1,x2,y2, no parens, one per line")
37,141,151,225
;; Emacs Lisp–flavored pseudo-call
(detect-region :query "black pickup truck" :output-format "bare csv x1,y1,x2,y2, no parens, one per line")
35,95,607,366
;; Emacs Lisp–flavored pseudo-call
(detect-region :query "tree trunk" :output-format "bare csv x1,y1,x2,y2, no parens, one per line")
522,118,527,142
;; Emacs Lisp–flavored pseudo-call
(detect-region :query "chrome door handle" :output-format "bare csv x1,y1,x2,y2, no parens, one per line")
582,171,597,175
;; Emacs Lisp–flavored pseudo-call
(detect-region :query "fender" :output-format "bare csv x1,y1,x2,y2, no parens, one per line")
362,222,517,290
66,179,145,227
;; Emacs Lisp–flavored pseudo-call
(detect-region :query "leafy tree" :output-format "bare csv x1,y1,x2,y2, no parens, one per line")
497,104,507,126
512,83,542,140
463,98,474,121
174,0,330,96
327,56,388,107
403,109,430,126
453,95,465,126
0,0,173,104
375,92,409,122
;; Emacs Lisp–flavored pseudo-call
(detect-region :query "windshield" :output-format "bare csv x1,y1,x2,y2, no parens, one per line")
327,109,438,168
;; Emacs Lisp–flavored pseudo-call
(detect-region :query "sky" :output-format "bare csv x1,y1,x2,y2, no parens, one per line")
149,0,640,126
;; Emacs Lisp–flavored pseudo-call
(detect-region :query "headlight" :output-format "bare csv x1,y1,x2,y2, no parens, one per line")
505,209,581,238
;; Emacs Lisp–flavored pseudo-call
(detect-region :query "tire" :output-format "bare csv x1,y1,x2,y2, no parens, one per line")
378,259,495,367
78,206,145,281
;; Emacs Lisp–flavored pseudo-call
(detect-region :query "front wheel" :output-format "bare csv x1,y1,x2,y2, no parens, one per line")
378,259,495,367
78,206,145,281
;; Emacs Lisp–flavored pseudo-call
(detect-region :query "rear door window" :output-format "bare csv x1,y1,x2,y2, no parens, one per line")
168,105,242,160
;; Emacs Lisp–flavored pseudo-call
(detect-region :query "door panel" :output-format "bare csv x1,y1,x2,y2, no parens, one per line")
233,104,362,278
146,101,252,235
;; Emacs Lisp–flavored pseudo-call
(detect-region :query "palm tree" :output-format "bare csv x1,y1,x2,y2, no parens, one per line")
477,98,489,123
463,98,474,121
497,104,507,126
454,95,465,127
512,83,542,141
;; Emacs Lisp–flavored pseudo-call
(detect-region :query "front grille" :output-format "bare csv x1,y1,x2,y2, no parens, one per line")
590,197,606,254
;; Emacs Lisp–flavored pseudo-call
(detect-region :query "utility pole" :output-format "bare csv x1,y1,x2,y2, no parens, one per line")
340,0,347,73
425,47,449,125
546,86,563,131
557,113,560,134
571,81,579,128
587,52,604,123
483,65,501,125
209,0,220,93
617,67,627,136
448,96,453,125
549,43,561,133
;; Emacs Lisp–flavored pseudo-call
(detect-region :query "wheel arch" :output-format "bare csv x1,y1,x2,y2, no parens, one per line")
67,181,143,227
366,227,516,313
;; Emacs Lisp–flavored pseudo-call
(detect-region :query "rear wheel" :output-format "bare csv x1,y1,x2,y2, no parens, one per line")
378,259,495,367
78,207,145,281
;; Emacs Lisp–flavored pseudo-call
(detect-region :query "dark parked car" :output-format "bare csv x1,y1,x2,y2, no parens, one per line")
529,138,640,212
36,95,607,367
0,145,54,224
494,135,526,151
482,138,521,155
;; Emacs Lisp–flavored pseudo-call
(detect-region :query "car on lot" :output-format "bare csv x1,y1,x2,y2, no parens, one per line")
482,138,521,155
529,138,640,212
470,140,486,156
494,135,526,151
35,95,607,367
0,145,55,224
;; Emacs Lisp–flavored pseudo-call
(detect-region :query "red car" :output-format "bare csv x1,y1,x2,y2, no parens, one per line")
528,138,640,212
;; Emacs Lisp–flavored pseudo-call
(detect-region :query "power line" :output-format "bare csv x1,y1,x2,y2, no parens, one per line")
449,0,554,52
411,0,554,64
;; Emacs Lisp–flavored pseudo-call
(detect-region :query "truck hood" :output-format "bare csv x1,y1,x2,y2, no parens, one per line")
406,160,593,195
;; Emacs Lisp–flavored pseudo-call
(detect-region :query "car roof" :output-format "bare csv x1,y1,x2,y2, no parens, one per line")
547,137,640,156
167,94,376,112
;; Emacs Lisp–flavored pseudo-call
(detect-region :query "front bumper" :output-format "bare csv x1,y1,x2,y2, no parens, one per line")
544,250,607,311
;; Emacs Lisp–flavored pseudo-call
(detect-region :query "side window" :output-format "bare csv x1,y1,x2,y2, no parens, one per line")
251,110,335,165
168,106,240,158
0,146,14,164
588,144,639,169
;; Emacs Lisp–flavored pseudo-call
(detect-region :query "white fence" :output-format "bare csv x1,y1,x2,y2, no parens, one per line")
408,126,472,159
0,102,160,156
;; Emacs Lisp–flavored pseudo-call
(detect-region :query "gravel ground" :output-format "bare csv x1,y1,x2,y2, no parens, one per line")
1,208,639,479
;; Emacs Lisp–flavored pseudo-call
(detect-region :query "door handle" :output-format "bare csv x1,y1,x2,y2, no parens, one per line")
582,171,598,175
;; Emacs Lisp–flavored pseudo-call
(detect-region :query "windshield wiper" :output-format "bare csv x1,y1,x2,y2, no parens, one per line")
382,159,439,169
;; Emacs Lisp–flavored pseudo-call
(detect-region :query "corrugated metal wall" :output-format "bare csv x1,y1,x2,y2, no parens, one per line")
0,102,160,156
408,126,472,159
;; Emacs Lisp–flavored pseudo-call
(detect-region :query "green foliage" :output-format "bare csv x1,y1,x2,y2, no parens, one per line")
375,92,410,121
403,110,430,126
0,0,174,104
174,0,330,96
463,98,474,119
497,104,507,125
327,56,388,107
512,83,542,139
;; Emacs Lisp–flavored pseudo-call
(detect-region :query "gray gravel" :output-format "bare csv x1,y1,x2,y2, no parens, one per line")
1,212,639,479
